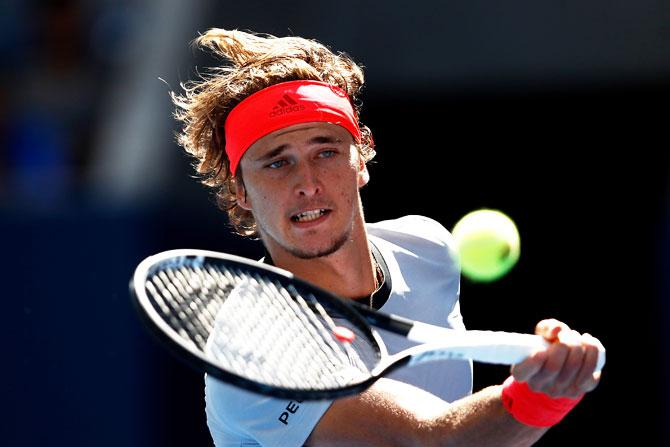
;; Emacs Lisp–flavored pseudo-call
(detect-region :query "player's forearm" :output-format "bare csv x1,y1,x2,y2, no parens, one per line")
420,385,549,447
307,379,550,447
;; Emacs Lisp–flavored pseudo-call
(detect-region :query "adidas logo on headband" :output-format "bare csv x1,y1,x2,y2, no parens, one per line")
269,94,306,117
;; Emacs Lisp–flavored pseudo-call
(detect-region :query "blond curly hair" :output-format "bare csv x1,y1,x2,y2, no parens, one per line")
172,29,375,237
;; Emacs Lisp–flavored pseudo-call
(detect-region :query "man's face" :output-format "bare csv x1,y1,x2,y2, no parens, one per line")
236,122,369,259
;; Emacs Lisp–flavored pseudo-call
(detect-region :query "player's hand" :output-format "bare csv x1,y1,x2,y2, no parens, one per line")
510,319,603,399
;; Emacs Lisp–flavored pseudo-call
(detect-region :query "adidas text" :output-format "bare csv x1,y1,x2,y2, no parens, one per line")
270,104,305,117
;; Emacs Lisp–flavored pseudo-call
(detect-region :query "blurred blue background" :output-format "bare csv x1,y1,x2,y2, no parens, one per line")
2,0,668,445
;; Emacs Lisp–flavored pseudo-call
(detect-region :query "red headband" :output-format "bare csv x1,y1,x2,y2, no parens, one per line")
224,80,362,175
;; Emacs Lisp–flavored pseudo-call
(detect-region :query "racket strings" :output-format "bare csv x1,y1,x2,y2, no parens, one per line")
269,280,369,386
207,273,371,389
145,260,381,390
279,284,371,379
146,265,231,350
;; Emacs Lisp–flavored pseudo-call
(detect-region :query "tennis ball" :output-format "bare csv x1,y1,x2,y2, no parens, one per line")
452,209,520,283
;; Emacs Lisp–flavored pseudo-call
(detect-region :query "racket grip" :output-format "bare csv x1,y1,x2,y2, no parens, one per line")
407,324,606,373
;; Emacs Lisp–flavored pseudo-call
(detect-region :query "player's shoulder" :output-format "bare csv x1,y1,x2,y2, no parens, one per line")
366,215,456,251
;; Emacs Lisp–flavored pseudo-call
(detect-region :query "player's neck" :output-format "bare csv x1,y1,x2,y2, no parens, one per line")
266,217,377,300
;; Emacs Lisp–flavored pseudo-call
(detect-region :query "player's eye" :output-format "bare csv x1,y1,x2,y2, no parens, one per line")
266,159,288,169
318,150,336,159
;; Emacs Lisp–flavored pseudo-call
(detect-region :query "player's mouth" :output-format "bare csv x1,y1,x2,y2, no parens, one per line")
290,208,331,223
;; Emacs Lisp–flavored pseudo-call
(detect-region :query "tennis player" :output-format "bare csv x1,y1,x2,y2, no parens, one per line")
172,28,603,447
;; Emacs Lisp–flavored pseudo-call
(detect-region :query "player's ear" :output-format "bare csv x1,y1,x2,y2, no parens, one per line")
357,152,370,188
234,176,252,210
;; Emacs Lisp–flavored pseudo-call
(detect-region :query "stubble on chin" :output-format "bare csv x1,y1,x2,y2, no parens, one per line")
259,221,354,260
288,229,352,259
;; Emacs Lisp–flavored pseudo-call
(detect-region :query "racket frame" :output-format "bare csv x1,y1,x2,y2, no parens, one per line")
132,249,605,400
131,249,388,400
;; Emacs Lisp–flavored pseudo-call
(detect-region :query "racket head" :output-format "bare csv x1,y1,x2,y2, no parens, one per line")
131,249,385,400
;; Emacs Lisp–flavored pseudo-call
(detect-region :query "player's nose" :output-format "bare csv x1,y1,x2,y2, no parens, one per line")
293,161,322,197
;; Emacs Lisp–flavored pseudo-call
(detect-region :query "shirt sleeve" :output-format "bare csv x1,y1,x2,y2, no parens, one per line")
205,374,334,447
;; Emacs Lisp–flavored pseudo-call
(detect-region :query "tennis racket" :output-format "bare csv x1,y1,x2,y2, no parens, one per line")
130,249,605,400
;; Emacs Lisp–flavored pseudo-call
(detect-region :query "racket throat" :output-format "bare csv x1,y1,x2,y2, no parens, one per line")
406,321,458,343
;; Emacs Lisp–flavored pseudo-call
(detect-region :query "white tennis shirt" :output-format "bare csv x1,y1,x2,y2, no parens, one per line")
204,215,473,446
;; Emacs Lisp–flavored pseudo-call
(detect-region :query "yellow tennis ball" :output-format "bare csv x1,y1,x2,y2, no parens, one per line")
452,209,520,283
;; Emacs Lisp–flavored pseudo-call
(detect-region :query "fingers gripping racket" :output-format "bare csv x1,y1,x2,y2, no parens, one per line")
131,249,606,400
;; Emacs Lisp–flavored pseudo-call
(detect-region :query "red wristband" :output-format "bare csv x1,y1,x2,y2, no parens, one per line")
501,376,584,427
